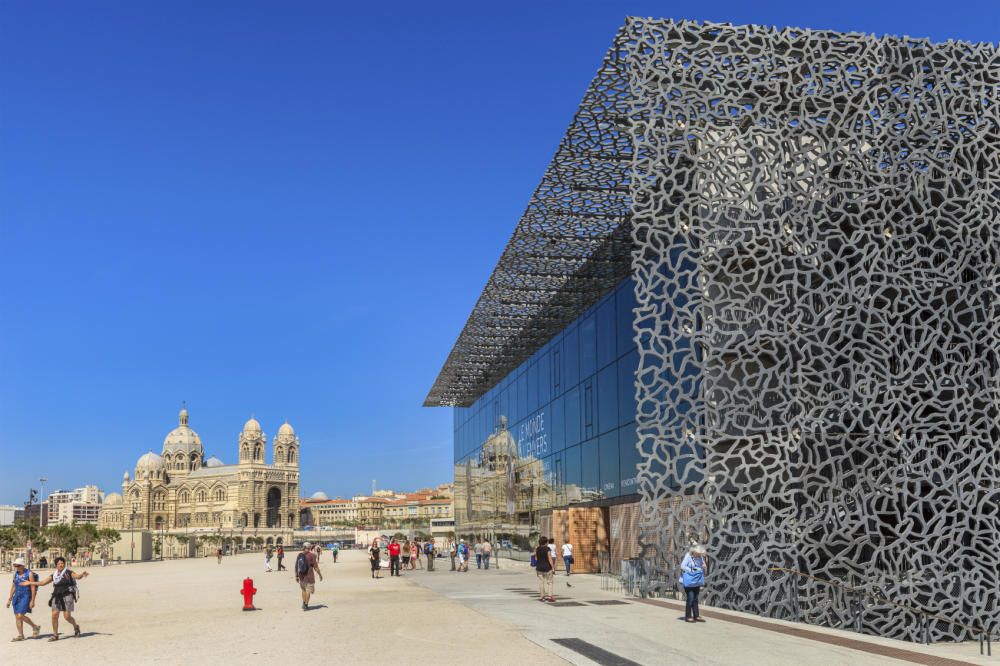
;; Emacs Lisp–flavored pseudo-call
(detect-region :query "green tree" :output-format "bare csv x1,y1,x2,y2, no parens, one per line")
47,523,80,555
93,529,120,559
73,522,100,552
0,527,16,551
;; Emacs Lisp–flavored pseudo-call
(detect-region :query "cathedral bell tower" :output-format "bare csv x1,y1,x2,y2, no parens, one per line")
273,421,298,468
238,416,265,464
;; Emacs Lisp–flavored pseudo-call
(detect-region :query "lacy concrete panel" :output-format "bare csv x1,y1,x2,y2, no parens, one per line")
628,19,1000,642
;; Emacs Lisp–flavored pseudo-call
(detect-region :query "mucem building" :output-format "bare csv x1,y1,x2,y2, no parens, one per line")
425,18,1000,642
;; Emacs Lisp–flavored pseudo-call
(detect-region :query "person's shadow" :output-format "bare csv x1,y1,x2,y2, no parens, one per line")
305,604,328,611
48,631,112,639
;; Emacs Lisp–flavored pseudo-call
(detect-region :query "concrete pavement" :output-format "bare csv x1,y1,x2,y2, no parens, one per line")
0,550,561,664
403,554,994,666
2,550,992,665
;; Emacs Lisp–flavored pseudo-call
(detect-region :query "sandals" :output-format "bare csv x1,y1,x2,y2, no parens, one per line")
11,636,25,642
74,624,81,637
48,635,59,642
32,627,40,638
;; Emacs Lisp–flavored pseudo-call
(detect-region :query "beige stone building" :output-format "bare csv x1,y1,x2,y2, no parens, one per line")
301,492,453,529
98,406,300,546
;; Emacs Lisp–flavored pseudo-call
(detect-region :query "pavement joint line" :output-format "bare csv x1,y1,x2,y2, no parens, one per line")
635,599,979,666
550,638,644,666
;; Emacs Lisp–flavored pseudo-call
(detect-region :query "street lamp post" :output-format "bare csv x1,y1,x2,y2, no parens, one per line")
39,477,47,530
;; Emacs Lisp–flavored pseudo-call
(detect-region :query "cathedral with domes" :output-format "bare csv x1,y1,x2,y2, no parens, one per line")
98,405,300,542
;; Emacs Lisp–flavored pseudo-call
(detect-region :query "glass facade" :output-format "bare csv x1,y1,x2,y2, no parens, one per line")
453,278,639,551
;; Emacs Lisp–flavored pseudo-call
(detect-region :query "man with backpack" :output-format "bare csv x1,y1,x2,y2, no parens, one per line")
424,540,435,571
457,539,469,572
294,542,322,611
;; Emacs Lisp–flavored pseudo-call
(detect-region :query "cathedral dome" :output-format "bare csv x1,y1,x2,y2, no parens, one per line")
162,405,203,456
310,491,329,500
278,422,295,438
243,416,262,434
136,451,165,472
103,492,123,506
205,456,225,467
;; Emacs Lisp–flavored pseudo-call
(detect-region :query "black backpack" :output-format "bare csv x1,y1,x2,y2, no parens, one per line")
295,552,309,576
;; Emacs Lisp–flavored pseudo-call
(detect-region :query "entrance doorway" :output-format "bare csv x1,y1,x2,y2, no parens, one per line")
266,487,281,528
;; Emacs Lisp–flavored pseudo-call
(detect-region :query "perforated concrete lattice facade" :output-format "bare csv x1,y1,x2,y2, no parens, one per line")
626,19,999,643
429,18,1000,642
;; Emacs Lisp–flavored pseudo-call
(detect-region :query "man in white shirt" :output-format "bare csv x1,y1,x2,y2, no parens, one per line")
562,542,573,576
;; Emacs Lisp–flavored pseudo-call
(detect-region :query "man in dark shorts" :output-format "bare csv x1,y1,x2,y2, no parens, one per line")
388,537,401,576
295,542,321,610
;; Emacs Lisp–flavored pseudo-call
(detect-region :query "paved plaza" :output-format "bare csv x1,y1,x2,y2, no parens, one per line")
0,550,993,665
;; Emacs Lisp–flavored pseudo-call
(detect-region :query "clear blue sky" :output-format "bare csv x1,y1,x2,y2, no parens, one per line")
0,0,995,504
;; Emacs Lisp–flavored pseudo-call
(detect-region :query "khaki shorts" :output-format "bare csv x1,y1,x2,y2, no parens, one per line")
299,581,314,594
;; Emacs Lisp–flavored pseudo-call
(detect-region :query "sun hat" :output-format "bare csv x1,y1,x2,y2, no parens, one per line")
303,542,312,548
13,557,25,567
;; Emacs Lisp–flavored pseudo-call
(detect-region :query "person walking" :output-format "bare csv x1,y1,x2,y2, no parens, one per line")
264,546,273,572
474,541,483,569
20,556,89,641
332,542,339,563
562,541,573,576
401,540,411,571
448,540,456,571
482,540,492,570
313,543,322,563
534,537,554,602
410,541,421,570
424,540,435,571
276,545,286,571
294,542,322,611
457,539,469,572
368,539,382,579
680,544,708,623
7,558,40,641
216,547,222,564
388,537,401,577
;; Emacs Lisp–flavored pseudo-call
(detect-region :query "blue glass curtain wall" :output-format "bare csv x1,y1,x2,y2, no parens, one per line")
452,278,641,542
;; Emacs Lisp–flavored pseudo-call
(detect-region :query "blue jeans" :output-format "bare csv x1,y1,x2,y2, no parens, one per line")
563,555,572,575
483,554,490,569
684,586,701,619
476,554,482,568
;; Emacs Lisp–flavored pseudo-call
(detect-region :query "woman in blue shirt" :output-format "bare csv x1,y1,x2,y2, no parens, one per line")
679,545,707,623
6,557,40,641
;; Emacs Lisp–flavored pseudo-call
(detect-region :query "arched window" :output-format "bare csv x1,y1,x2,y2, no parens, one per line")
287,448,295,464
214,488,225,502
276,446,284,463
254,445,262,461
197,490,207,503
177,460,184,470
241,444,249,461
180,490,190,503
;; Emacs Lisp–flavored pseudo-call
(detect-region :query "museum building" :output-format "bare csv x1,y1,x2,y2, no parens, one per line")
426,18,1000,642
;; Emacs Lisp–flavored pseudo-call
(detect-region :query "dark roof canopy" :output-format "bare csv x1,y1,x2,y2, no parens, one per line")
424,26,636,407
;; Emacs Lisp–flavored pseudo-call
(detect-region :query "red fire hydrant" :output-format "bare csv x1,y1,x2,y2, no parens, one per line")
241,577,257,611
